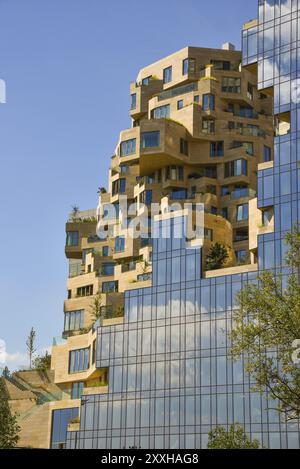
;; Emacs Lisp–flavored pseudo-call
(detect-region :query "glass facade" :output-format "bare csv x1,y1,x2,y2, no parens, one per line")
51,408,79,449
66,1,300,449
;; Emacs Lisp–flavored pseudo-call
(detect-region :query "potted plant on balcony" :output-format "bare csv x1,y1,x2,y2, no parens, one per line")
206,243,229,270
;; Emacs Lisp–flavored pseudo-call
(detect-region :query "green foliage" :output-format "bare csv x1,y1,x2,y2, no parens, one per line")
70,205,80,221
206,243,229,270
231,226,300,418
97,187,107,195
0,379,20,449
1,367,10,379
207,424,260,449
90,292,103,323
32,351,51,371
26,327,37,369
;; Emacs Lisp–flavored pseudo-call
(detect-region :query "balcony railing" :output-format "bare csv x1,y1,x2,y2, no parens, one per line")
87,235,101,243
157,82,198,102
52,336,67,346
68,208,97,222
231,188,256,200
121,261,138,273
100,306,124,320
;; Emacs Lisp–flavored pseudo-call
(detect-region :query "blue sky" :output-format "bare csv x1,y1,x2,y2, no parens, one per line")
0,0,257,370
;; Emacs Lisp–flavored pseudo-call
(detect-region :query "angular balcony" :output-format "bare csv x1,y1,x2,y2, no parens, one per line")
139,119,192,174
130,78,163,120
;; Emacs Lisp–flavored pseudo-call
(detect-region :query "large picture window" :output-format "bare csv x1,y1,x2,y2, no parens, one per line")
141,131,160,149
66,231,79,247
120,138,136,157
69,347,90,374
64,310,84,332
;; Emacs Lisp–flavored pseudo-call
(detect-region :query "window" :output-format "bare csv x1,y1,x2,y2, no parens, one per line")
69,348,90,374
120,164,128,173
100,263,115,276
194,95,200,103
232,186,248,199
115,236,125,253
130,93,137,110
236,204,249,221
180,138,189,156
69,260,82,278
203,166,217,178
204,228,213,241
51,408,79,449
222,77,241,93
68,290,72,299
166,166,184,181
247,82,254,100
211,206,218,215
112,178,126,195
158,82,198,102
210,141,224,157
213,60,231,70
141,131,160,149
239,106,255,118
102,246,109,257
119,179,126,193
163,66,172,84
224,159,247,178
182,58,196,75
142,76,151,86
262,208,273,226
235,250,247,264
146,174,155,184
120,138,136,157
221,186,230,196
177,100,184,110
221,207,228,219
263,145,272,162
71,382,84,400
232,141,254,156
202,119,215,134
102,281,118,293
64,310,84,332
66,231,79,247
76,285,93,297
235,228,248,242
202,94,215,111
92,339,96,364
152,104,170,119
138,273,152,282
171,189,188,200
140,190,152,206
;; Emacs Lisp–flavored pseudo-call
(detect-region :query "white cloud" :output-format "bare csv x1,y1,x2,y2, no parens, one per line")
0,345,52,372
4,351,28,370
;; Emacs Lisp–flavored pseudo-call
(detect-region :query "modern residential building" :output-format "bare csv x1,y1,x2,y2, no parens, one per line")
5,0,300,449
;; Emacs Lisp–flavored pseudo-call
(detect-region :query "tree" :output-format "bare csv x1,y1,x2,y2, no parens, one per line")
231,226,300,419
1,367,10,379
0,378,20,448
32,351,51,371
71,205,80,221
207,424,260,449
97,187,107,195
90,292,103,323
206,243,229,270
26,327,37,369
